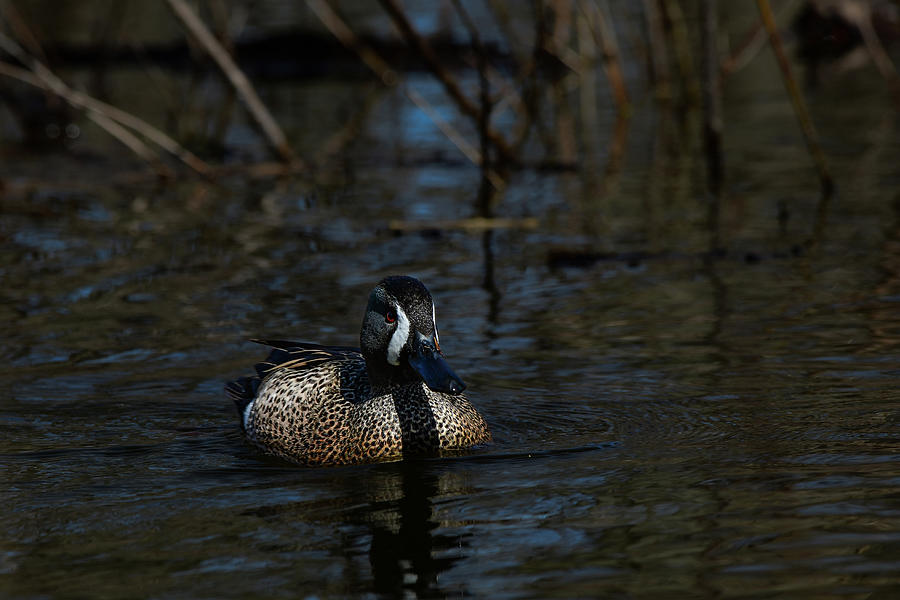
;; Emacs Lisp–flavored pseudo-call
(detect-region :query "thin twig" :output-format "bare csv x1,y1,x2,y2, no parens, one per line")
405,86,503,189
838,2,900,102
538,1,578,164
0,0,48,62
451,0,506,192
306,0,505,187
377,0,515,164
165,0,301,167
541,39,582,73
484,0,525,63
88,109,174,177
721,0,800,76
305,0,398,85
575,9,599,165
580,0,630,115
0,40,211,176
405,88,479,165
459,53,526,123
389,217,538,232
700,0,724,195
661,0,701,105
757,0,834,196
0,60,172,177
0,35,190,177
317,84,379,164
643,0,671,100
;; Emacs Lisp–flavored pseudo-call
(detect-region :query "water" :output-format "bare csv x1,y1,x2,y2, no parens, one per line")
4,4,900,598
4,168,900,598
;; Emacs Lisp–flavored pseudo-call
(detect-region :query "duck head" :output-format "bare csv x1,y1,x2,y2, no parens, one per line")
360,276,466,395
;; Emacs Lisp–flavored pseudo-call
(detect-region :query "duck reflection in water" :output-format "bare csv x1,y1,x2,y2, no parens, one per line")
241,462,472,597
367,462,470,597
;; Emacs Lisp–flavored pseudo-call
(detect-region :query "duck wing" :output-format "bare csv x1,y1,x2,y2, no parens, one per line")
226,339,365,422
249,339,362,378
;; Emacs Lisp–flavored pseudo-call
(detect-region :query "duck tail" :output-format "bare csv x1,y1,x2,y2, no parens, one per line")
225,376,259,426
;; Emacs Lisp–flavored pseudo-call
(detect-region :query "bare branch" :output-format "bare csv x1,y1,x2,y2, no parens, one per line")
0,36,191,178
377,0,515,164
307,0,506,188
580,0,630,114
0,35,212,176
166,0,301,167
757,0,833,195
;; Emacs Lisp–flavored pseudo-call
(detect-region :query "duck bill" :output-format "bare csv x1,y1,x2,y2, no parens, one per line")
407,331,466,395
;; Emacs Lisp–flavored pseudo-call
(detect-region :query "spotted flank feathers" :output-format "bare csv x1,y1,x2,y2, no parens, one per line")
227,276,491,465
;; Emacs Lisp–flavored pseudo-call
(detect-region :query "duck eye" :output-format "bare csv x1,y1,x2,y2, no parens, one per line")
385,309,397,324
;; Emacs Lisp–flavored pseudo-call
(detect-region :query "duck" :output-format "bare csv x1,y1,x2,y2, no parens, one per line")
226,275,492,465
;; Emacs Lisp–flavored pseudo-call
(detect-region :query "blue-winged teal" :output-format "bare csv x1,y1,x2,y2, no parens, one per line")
227,276,492,465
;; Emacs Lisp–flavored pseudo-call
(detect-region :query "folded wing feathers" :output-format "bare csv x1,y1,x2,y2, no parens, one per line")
251,340,362,378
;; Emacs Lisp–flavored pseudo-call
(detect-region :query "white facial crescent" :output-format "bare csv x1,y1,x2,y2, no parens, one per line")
386,304,410,366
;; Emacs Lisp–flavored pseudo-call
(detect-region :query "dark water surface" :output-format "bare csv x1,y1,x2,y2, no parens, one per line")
4,6,900,599
4,158,900,598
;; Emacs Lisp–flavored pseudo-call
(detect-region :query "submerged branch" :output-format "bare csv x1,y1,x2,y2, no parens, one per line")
643,0,671,99
661,0,701,106
580,0,630,115
85,109,173,178
389,217,538,232
304,0,398,85
377,0,516,165
700,0,724,196
841,2,900,103
165,0,301,167
757,0,834,196
0,0,48,63
722,0,800,76
0,65,168,176
307,0,505,188
0,35,205,177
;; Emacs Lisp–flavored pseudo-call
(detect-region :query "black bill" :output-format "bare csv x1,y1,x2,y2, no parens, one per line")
407,331,466,395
